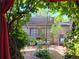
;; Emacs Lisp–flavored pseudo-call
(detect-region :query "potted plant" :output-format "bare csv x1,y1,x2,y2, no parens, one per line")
34,49,52,59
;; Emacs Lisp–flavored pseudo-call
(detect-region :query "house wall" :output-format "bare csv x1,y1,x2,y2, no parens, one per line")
51,25,72,45
24,24,72,45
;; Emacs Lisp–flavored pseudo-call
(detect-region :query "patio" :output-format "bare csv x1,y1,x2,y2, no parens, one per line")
21,45,66,59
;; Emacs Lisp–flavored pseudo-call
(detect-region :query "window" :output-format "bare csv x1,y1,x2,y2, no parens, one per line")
59,35,65,45
31,29,38,38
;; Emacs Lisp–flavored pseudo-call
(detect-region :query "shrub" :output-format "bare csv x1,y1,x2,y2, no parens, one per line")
34,49,52,59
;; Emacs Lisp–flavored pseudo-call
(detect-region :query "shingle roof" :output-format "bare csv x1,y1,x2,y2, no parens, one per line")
27,16,72,27
59,22,72,26
28,16,54,26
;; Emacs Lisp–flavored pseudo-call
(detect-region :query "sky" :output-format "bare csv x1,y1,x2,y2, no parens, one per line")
31,9,69,22
52,12,60,17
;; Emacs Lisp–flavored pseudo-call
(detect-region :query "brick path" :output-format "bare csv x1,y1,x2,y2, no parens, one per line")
21,45,66,59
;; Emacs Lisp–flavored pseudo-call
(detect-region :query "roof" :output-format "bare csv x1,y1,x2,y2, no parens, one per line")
59,22,72,26
26,17,72,29
27,16,54,26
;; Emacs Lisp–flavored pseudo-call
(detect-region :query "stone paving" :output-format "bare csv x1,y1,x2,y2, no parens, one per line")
21,45,66,59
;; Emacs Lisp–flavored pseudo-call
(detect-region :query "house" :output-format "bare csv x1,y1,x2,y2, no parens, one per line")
23,16,72,45
52,22,72,45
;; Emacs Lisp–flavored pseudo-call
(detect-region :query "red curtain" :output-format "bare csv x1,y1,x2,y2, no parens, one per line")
0,0,14,59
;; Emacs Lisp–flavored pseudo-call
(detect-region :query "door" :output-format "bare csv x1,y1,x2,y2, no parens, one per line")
59,35,65,45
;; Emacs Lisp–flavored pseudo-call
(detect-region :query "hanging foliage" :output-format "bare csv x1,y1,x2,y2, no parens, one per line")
6,0,79,59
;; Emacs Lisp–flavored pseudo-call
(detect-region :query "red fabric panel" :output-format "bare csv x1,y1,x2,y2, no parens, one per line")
0,0,14,59
76,0,79,2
